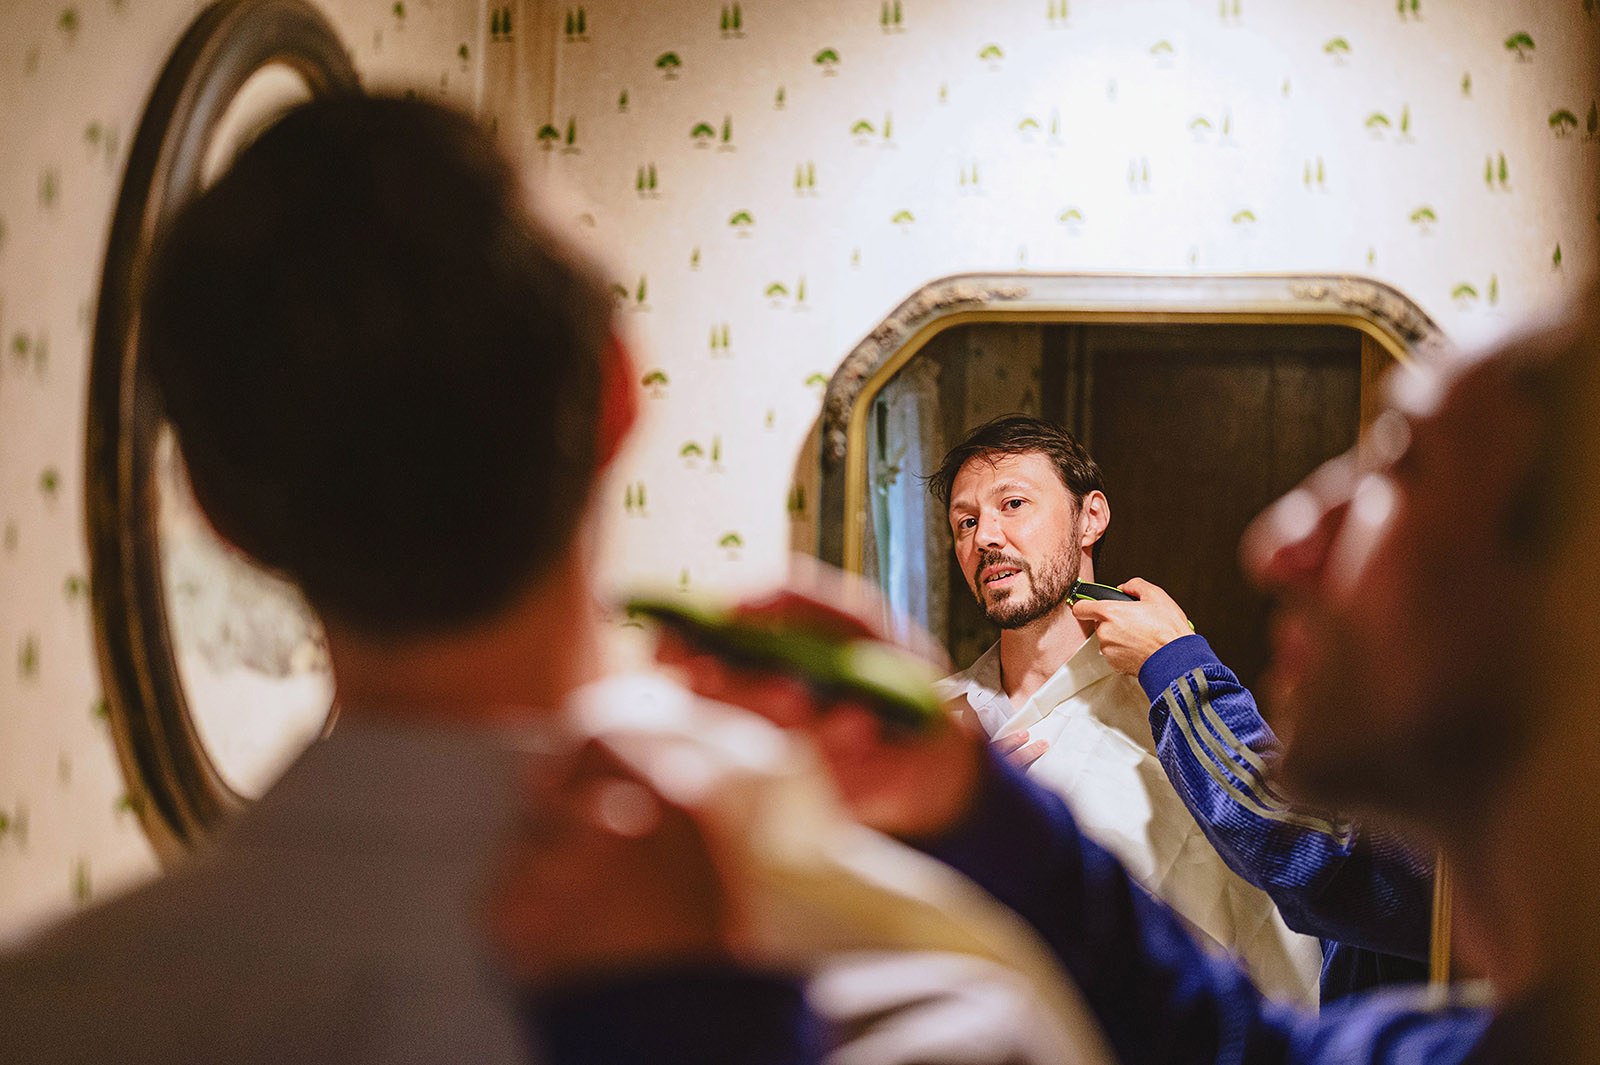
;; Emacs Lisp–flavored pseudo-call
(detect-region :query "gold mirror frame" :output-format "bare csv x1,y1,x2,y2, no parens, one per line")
84,0,358,859
815,271,1454,984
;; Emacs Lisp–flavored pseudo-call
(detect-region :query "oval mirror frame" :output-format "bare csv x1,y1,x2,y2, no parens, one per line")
85,0,358,858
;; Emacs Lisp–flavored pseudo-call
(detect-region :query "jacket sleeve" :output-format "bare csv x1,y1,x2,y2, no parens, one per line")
1138,635,1433,961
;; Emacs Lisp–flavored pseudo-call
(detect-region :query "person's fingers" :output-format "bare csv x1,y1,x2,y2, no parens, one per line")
1118,577,1156,599
1071,598,1113,624
990,731,1030,757
1006,739,1049,771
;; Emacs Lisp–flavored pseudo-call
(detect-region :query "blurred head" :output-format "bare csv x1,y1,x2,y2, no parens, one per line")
1243,314,1577,824
143,95,624,640
932,416,1109,629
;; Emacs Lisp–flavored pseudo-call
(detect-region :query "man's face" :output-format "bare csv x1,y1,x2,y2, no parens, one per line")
948,451,1086,629
1243,352,1543,818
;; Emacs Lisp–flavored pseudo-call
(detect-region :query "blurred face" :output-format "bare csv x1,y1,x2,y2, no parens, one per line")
948,451,1094,629
1242,353,1543,818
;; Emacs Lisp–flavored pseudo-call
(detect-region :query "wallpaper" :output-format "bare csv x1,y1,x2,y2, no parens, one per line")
0,0,481,938
523,0,1600,609
1,0,1597,938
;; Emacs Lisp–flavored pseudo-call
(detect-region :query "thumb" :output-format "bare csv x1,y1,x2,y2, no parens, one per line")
1071,598,1110,625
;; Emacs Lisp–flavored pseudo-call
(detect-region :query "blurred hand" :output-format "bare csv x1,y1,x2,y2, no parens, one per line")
991,729,1048,772
1070,577,1193,676
485,739,736,989
654,582,986,841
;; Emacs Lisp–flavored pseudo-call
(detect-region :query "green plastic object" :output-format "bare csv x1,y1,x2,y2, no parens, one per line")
625,596,945,733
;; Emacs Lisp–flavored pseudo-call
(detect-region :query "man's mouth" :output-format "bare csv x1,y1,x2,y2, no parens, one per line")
981,566,1021,586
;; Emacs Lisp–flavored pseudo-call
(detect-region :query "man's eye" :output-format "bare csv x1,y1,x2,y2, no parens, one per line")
1003,498,1025,510
957,517,977,531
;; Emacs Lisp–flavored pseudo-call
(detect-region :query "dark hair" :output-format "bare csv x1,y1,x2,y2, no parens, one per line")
928,415,1108,559
142,95,614,636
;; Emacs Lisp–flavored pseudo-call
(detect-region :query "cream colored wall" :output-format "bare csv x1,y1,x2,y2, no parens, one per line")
1,0,1596,939
0,0,483,938
526,0,1600,606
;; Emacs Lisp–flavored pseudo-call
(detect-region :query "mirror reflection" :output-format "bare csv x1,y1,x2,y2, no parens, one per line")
156,428,332,799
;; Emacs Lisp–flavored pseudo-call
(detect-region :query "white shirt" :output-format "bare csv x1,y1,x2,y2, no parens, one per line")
937,636,1324,1006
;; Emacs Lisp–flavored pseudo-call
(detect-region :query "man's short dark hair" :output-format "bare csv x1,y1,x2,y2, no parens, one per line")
928,415,1108,559
142,95,614,636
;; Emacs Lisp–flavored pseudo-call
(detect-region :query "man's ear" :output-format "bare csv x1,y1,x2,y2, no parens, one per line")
1079,490,1110,550
596,333,639,470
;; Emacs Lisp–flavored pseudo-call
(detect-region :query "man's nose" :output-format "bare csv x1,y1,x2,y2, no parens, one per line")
975,509,1005,546
1241,454,1355,594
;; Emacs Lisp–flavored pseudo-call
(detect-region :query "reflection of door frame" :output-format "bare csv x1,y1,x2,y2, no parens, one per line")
815,272,1454,984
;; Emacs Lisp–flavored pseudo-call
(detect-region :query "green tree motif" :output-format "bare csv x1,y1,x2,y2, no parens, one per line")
641,370,669,396
1504,32,1534,59
537,124,561,145
57,7,78,35
1018,117,1041,132
680,441,704,459
719,532,744,551
721,6,730,32
72,859,91,904
729,209,754,227
978,43,1004,61
805,372,829,387
765,282,790,298
795,164,805,192
393,2,405,19
636,166,646,192
1189,115,1212,132
733,3,742,30
1399,104,1411,136
1484,156,1494,187
635,276,648,304
1488,274,1499,305
1550,110,1579,136
1231,209,1256,224
721,323,731,348
1365,112,1391,130
649,162,660,189
775,86,786,109
851,119,876,136
796,276,807,303
1323,37,1351,56
692,121,716,141
711,436,722,464
610,283,630,301
891,209,915,225
1149,40,1174,57
63,574,87,599
39,467,59,496
458,42,470,63
565,117,576,146
656,51,682,73
814,48,841,71
788,484,807,516
1058,208,1084,223
690,247,702,269
1410,205,1437,225
618,89,629,111
1451,283,1478,301
1497,152,1509,187
1554,244,1563,268
721,115,733,143
807,162,816,189
1461,72,1472,96
19,634,40,678
576,7,586,34
883,113,893,140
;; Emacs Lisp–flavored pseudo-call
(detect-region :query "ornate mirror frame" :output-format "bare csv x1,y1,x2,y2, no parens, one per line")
84,0,358,859
815,271,1455,983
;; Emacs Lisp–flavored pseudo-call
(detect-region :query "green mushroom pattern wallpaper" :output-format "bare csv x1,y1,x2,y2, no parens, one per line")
1,0,1598,935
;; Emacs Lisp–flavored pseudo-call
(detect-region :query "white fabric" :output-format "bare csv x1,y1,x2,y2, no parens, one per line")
938,635,1324,1006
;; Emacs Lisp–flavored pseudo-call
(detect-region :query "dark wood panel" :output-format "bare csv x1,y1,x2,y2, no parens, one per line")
1082,324,1361,696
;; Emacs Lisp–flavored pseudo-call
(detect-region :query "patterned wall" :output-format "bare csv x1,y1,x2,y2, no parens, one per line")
1,0,1597,938
0,0,481,938
525,0,1600,609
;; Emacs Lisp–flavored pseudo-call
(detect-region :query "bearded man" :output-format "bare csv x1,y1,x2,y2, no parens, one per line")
930,415,1327,1003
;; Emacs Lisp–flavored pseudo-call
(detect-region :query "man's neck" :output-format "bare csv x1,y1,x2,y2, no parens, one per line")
326,548,606,726
996,599,1095,708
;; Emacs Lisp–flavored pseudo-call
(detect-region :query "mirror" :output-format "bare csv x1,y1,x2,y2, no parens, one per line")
85,0,357,854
